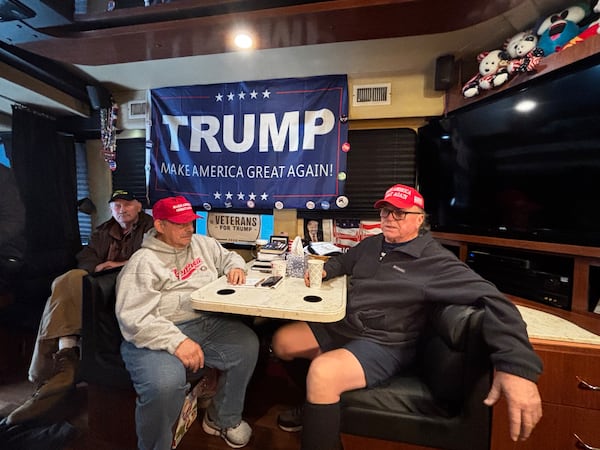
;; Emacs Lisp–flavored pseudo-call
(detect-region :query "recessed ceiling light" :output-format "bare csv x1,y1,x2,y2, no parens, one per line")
234,33,253,49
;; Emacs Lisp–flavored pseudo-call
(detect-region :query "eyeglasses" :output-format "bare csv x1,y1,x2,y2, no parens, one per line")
379,208,423,221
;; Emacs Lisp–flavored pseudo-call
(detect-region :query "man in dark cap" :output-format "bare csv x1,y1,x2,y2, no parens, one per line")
7,189,154,425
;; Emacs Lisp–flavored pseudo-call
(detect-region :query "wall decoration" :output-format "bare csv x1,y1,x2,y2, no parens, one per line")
148,75,349,209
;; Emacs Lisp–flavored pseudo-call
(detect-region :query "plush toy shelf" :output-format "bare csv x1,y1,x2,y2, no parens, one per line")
446,32,600,112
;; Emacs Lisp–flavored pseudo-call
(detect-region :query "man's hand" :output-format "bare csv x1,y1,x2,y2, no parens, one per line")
174,338,204,373
226,268,246,285
304,269,327,287
484,371,542,441
95,260,126,272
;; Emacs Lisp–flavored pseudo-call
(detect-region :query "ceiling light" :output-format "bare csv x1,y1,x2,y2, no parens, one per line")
234,33,253,49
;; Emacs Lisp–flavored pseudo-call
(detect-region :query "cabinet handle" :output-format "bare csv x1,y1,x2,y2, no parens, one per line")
577,376,600,391
575,433,600,450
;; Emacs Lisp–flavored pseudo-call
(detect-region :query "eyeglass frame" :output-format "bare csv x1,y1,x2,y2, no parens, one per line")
378,207,424,221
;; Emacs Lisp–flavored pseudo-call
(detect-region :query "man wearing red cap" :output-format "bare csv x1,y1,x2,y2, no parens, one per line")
7,189,153,425
116,196,258,450
272,184,543,450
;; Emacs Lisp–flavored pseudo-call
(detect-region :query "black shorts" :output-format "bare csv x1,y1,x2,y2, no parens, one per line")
308,322,416,387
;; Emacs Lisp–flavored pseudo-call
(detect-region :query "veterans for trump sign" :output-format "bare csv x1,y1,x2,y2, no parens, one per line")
148,75,349,210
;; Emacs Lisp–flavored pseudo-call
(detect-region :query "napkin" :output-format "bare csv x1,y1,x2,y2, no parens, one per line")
286,236,307,277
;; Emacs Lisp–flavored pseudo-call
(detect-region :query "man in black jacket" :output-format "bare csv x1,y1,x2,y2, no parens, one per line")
7,190,153,425
272,183,543,450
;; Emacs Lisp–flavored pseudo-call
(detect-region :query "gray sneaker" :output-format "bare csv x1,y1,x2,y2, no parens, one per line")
202,411,252,448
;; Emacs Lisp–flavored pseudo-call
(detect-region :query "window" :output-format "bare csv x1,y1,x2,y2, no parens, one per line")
75,142,92,245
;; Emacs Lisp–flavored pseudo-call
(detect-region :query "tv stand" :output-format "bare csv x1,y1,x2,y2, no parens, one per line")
432,232,600,336
432,232,600,450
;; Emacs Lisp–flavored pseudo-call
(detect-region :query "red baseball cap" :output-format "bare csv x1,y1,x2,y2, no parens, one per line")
152,196,201,224
374,184,425,210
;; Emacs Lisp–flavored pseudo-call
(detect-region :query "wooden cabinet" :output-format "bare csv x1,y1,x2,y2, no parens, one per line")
431,232,600,449
432,232,600,336
491,340,600,450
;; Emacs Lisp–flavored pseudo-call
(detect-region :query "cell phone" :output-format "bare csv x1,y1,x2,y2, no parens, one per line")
260,275,283,287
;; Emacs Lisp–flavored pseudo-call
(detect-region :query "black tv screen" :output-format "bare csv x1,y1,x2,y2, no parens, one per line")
417,55,600,247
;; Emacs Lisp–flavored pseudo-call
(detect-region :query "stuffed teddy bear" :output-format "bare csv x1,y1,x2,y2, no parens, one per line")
536,3,590,55
461,49,511,98
503,31,544,74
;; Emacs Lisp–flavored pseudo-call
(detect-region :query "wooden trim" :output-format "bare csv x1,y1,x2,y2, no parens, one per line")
431,232,600,259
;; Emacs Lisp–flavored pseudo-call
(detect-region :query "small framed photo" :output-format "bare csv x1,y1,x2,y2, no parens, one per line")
270,235,289,246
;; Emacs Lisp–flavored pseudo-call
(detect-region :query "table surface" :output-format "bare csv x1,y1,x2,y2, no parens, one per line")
190,270,347,323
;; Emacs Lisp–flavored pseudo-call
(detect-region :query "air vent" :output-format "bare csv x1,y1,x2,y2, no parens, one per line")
127,100,146,119
352,83,391,106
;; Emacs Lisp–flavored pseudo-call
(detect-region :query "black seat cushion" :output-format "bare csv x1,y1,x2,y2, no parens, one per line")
340,303,492,450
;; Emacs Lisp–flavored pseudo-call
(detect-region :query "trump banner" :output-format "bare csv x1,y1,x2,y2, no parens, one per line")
148,75,349,210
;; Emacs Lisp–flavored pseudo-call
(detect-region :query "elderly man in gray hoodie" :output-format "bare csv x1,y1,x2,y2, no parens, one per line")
116,196,258,450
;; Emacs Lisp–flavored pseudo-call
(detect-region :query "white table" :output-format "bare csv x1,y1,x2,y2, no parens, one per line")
190,270,346,323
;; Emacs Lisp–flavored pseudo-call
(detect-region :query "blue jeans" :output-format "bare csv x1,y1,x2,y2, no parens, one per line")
120,314,259,450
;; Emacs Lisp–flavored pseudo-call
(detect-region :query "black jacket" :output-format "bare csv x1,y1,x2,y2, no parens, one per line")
323,231,543,382
76,212,154,274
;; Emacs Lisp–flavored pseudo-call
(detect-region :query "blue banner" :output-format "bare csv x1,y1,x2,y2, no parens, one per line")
148,75,349,210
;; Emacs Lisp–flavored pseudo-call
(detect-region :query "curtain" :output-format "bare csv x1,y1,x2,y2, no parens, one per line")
10,105,81,281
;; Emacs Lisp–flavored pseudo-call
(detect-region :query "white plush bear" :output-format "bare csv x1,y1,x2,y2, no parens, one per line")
505,31,539,58
503,31,544,74
461,49,510,98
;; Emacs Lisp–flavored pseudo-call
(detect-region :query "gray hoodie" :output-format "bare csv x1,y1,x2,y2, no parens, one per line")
115,229,246,353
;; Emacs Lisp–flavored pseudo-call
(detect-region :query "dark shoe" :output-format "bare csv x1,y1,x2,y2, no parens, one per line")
5,347,79,425
6,385,75,425
277,405,303,432
44,347,80,396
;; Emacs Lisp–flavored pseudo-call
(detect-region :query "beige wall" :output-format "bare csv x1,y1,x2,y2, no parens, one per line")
89,74,438,232
348,74,445,120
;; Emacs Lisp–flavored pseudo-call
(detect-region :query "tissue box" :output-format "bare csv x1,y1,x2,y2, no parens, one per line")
286,254,307,278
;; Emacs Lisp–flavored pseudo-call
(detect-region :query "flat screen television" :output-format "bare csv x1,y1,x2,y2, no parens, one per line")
417,54,600,247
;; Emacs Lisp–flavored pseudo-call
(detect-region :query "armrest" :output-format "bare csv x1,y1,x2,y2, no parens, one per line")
81,267,132,389
420,303,489,412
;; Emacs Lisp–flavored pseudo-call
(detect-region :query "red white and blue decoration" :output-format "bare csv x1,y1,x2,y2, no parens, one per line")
148,75,349,210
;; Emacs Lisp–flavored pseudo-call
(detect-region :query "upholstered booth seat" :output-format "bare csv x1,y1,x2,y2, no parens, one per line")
340,304,492,450
80,268,209,448
81,268,492,450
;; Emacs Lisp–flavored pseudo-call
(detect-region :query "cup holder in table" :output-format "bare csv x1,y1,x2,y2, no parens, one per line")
217,289,236,295
303,295,322,303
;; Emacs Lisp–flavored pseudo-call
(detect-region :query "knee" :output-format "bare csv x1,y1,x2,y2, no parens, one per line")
140,376,187,405
306,356,338,393
241,328,260,362
270,329,293,360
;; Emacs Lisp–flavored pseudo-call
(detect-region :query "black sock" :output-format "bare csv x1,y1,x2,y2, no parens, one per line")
300,401,342,450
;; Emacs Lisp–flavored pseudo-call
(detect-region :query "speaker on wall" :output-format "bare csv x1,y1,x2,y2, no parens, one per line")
86,84,112,110
434,54,456,91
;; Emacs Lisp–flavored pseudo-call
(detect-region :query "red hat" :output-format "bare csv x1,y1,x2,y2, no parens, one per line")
152,196,201,224
374,184,425,210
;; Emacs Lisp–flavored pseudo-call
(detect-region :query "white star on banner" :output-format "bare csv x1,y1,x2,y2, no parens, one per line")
262,89,271,99
238,91,246,100
215,93,223,102
237,192,245,200
225,192,233,200
250,90,258,99
260,192,269,200
227,92,235,101
248,192,257,200
213,191,222,199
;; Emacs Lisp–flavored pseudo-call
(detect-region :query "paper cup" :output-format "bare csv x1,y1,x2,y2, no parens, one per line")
307,259,325,289
271,259,287,277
